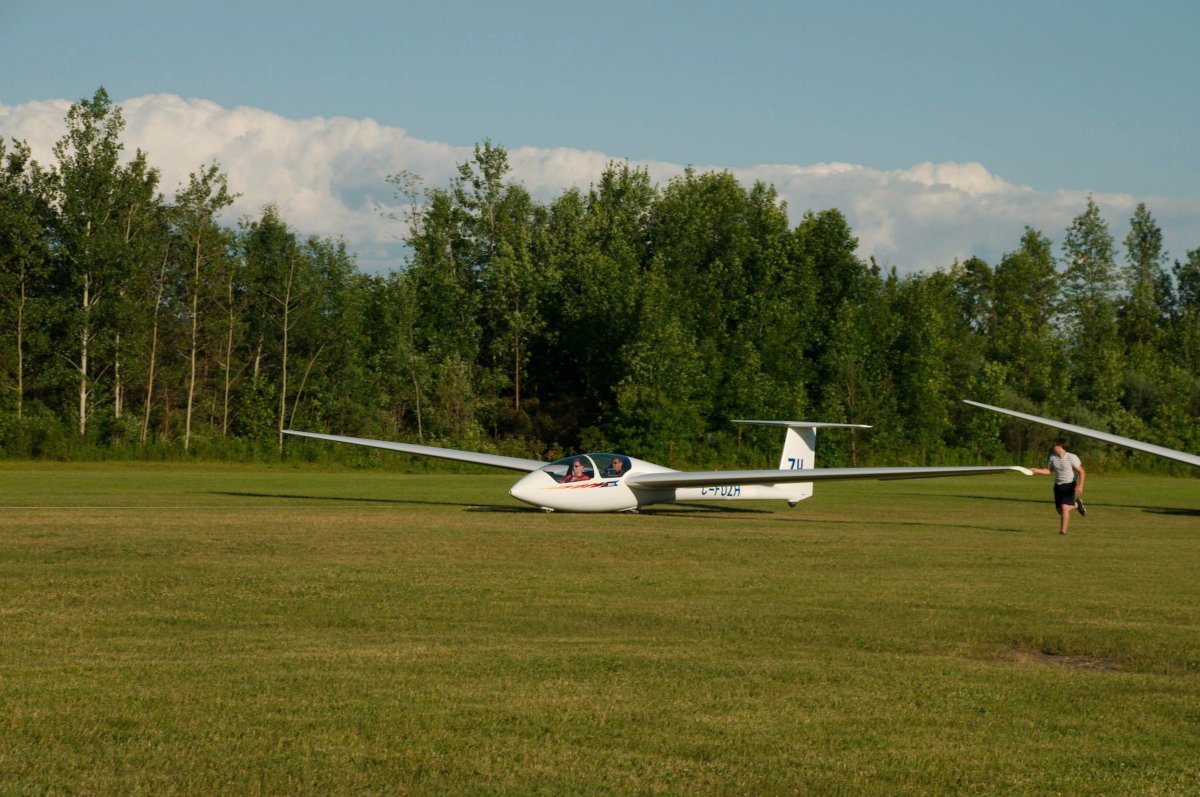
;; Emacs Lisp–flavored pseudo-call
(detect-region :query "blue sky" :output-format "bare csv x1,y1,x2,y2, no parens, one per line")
3,0,1198,271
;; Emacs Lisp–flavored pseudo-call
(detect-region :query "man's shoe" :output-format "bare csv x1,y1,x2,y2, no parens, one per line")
1076,498,1086,517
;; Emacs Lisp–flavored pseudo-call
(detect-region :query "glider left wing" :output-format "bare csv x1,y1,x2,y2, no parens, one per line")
282,430,546,472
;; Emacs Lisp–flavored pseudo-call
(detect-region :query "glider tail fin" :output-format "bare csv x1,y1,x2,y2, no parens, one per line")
778,425,817,472
734,420,873,506
778,425,819,505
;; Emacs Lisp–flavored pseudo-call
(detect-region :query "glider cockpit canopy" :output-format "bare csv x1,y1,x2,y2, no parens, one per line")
541,453,632,483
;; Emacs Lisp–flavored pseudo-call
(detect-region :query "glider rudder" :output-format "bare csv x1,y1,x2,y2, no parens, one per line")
732,420,873,504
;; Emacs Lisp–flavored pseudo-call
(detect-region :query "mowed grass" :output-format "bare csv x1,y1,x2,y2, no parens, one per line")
1,462,1198,795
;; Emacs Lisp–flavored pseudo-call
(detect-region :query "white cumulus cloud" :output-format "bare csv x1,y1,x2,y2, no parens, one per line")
2,94,1198,274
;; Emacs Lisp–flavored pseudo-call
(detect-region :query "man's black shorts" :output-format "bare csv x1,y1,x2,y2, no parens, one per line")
1054,481,1078,508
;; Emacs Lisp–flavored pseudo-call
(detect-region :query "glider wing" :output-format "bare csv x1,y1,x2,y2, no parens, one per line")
626,465,1032,490
963,400,1200,468
282,430,547,472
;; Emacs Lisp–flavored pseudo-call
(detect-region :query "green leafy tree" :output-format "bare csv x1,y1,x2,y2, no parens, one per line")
107,151,164,438
794,208,884,463
138,222,173,444
372,271,431,439
49,88,132,438
748,213,818,423
796,208,871,345
717,181,798,428
406,188,479,365
290,236,368,434
992,227,1062,404
1121,202,1171,347
0,140,52,421
482,188,546,417
949,256,995,337
404,174,481,439
816,294,886,465
537,164,655,445
1170,248,1200,380
646,169,797,449
239,206,319,451
212,229,249,439
448,143,551,429
1061,196,1121,412
892,272,961,462
612,267,706,461
1176,247,1200,315
1118,203,1173,422
171,164,236,449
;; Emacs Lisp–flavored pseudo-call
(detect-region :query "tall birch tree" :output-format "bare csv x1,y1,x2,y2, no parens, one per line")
171,164,236,449
0,140,51,421
49,88,127,438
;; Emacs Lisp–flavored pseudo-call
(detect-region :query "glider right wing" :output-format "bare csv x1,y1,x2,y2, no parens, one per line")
626,465,1032,489
963,400,1200,468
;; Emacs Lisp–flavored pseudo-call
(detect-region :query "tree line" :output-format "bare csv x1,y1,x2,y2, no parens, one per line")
2,88,1198,471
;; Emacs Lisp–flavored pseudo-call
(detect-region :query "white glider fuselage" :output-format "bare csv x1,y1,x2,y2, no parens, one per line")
508,455,809,513
509,456,666,513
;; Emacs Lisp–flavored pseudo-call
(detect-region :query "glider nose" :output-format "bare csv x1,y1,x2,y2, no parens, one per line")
509,470,551,508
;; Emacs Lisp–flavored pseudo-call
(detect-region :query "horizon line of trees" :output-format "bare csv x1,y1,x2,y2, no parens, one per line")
2,88,1198,472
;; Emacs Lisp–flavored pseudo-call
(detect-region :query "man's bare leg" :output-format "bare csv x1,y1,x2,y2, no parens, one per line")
1058,504,1073,534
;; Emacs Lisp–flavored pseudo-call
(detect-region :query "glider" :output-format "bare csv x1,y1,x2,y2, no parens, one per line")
284,421,1031,513
963,399,1200,468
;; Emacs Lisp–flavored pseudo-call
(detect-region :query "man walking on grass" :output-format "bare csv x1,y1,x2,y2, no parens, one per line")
1030,437,1087,534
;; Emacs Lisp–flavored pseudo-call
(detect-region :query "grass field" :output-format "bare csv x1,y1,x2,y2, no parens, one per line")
1,462,1198,795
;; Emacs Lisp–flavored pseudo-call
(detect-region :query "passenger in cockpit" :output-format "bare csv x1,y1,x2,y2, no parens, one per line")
602,456,629,479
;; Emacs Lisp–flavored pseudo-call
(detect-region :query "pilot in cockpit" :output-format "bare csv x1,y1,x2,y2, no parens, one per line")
561,459,590,482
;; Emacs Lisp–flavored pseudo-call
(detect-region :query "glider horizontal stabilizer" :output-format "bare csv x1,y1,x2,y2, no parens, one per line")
733,419,873,430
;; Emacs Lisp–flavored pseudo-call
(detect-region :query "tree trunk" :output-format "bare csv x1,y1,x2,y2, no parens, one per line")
15,279,24,420
221,274,237,437
184,238,202,450
288,345,325,429
141,248,169,445
276,254,295,453
513,331,521,411
411,365,423,443
114,331,122,420
78,273,90,438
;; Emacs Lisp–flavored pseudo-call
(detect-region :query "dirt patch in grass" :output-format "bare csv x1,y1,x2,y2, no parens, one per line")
1010,644,1122,672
